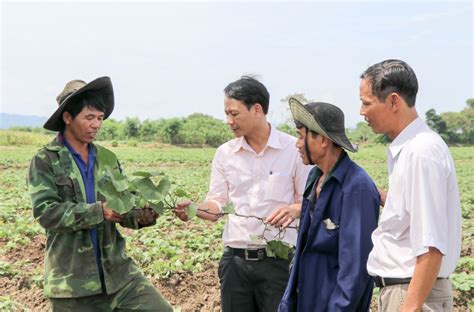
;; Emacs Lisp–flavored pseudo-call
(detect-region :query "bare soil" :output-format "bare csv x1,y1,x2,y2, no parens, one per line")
1,235,471,311
0,235,220,312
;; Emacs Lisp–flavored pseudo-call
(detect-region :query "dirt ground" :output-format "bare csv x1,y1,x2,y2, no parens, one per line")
0,235,221,312
0,235,471,311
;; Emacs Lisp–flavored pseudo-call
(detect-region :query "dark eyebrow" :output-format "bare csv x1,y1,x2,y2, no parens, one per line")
85,113,105,118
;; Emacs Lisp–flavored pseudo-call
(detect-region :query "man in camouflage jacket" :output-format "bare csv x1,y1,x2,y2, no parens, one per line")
28,77,173,311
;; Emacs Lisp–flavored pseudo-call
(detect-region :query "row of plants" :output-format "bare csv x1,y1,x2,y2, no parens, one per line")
0,144,472,309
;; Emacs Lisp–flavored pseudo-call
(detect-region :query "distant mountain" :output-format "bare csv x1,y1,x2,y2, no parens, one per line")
0,113,47,129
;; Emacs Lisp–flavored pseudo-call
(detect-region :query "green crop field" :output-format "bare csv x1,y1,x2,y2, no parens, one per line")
0,135,472,311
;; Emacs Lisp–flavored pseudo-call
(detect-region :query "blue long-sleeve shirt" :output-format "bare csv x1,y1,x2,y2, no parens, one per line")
279,152,380,312
62,134,106,293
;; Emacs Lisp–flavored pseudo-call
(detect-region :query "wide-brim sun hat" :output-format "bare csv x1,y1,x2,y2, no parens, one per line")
289,97,357,152
44,76,114,131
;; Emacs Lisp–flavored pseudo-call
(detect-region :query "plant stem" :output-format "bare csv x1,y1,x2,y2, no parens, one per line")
197,208,298,229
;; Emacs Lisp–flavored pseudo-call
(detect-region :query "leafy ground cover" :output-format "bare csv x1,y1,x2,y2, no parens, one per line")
0,142,472,311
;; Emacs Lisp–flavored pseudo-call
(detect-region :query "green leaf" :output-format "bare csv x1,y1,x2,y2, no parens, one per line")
104,166,129,192
186,203,197,219
157,178,171,197
96,147,118,172
149,201,165,215
97,178,133,214
451,272,474,292
265,246,276,258
128,183,137,192
135,196,147,208
132,171,152,178
222,202,235,214
174,188,189,198
132,171,163,178
266,240,294,260
97,177,115,198
132,178,161,201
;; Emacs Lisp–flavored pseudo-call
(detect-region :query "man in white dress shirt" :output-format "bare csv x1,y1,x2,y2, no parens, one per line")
174,76,310,312
359,59,462,311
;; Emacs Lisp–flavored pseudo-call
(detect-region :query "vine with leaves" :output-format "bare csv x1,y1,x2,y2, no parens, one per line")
97,159,296,260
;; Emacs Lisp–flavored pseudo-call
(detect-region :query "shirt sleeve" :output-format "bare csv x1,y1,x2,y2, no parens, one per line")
28,153,104,233
205,149,229,211
328,181,379,311
406,154,449,256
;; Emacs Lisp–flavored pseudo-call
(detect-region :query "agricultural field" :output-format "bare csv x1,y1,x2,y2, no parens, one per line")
0,132,473,311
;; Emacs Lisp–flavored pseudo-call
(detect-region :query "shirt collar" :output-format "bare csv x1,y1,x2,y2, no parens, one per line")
388,117,424,159
232,124,282,153
303,151,350,197
60,133,95,159
329,151,350,184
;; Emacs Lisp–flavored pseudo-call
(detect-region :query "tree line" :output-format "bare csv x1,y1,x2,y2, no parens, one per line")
9,98,473,147
97,113,234,147
348,98,474,145
10,113,233,147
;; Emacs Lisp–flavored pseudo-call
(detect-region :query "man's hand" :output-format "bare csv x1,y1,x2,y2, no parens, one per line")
266,204,301,228
173,200,191,222
102,202,123,223
137,208,159,226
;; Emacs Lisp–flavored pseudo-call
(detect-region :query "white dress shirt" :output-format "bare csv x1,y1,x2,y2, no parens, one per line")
367,117,462,278
206,127,311,249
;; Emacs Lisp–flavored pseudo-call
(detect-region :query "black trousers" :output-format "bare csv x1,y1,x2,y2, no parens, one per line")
218,247,291,312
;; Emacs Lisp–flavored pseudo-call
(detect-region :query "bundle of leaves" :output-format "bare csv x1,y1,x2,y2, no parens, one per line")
96,165,203,218
97,167,171,214
97,166,294,261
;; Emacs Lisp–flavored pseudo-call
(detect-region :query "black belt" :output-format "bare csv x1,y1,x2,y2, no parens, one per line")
374,276,447,288
373,276,412,288
226,247,273,261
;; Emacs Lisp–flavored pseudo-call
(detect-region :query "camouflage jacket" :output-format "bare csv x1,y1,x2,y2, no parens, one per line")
28,136,146,298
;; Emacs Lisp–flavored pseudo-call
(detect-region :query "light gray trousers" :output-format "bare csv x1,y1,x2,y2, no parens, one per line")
378,278,453,311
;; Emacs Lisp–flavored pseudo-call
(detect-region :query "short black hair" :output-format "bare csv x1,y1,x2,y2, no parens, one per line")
224,76,270,114
360,59,418,107
60,91,106,131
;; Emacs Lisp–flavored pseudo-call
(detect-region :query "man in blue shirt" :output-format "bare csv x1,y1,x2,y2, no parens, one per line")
278,99,380,311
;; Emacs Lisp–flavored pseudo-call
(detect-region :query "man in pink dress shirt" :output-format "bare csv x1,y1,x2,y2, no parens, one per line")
175,76,310,312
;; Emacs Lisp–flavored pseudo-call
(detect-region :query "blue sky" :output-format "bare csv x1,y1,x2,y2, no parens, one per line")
1,0,472,128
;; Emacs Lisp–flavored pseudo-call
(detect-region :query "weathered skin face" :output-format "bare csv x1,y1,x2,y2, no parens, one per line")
295,127,321,166
63,106,105,145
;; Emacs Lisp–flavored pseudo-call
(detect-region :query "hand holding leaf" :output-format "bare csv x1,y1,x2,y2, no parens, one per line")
97,166,172,216
102,202,124,223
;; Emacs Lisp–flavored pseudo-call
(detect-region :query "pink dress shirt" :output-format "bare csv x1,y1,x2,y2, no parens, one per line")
206,127,311,248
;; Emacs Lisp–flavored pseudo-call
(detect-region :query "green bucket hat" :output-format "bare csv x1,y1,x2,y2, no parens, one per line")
43,76,114,131
289,97,357,152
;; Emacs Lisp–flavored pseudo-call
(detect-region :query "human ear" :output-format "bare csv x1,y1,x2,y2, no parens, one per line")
63,111,72,125
389,93,400,112
253,103,263,114
318,135,328,148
